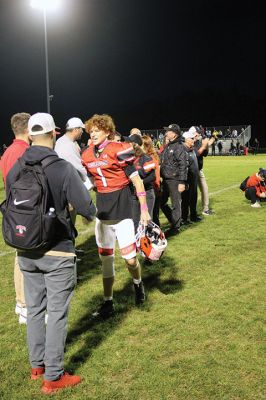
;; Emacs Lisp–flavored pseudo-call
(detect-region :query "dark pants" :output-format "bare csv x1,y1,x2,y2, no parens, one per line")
152,191,161,227
182,175,198,221
245,187,257,204
132,188,155,232
160,179,182,229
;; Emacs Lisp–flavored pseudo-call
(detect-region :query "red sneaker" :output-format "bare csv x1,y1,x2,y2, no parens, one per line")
41,372,81,394
31,367,45,380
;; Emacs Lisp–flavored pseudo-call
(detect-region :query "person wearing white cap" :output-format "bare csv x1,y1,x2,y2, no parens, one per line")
181,131,201,223
54,117,87,181
55,117,93,229
6,112,96,393
192,126,215,216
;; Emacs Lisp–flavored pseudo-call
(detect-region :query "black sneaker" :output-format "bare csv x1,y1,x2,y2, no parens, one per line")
75,248,85,256
164,227,180,238
181,219,192,226
92,300,115,319
134,282,145,305
190,216,202,222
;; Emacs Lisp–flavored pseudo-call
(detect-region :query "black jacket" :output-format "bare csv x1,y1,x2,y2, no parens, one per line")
182,144,199,183
6,146,96,253
160,137,188,182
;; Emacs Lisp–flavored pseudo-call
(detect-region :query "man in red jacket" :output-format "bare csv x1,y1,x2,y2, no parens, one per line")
245,168,266,208
0,112,31,323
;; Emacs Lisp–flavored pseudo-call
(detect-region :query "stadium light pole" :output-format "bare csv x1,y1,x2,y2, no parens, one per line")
30,0,62,114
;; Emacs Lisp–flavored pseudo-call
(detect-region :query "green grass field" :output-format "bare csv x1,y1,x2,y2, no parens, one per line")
0,155,265,400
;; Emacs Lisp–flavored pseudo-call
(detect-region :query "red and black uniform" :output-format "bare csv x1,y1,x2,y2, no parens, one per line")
82,140,139,259
130,154,156,231
82,141,137,220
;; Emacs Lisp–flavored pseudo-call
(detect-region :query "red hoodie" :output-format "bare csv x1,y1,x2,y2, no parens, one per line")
246,173,266,197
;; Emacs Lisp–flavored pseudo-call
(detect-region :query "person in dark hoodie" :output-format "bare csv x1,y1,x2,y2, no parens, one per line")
160,124,188,237
125,134,156,232
181,131,200,223
5,113,96,394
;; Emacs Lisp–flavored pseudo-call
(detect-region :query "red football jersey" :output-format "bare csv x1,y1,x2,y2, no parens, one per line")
82,141,135,193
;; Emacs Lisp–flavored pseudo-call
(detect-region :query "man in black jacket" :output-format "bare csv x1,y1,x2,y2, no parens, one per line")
160,124,188,236
6,113,96,394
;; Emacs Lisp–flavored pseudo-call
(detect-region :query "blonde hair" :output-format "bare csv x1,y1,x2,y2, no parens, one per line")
85,114,115,134
142,135,159,161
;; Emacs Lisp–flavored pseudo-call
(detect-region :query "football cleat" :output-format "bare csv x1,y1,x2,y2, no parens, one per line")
136,221,167,262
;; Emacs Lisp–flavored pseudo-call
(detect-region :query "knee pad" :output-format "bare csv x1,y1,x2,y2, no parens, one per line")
100,255,115,279
126,258,139,272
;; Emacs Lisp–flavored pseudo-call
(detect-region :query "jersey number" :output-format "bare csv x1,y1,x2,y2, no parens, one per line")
96,167,107,187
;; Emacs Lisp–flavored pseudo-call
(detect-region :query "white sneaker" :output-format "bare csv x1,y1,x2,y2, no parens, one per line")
251,202,261,208
19,307,27,324
15,303,22,315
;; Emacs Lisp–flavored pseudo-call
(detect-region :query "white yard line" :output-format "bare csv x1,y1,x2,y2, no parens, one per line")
209,184,239,197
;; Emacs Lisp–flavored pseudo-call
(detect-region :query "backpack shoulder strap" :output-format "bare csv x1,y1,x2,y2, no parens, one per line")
41,155,61,169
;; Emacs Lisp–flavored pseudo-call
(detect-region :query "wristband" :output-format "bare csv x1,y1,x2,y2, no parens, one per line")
140,203,148,212
137,191,146,197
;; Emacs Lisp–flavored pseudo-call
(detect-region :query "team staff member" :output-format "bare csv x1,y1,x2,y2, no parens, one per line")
0,112,31,324
160,124,188,237
6,113,96,394
245,168,266,208
82,114,150,318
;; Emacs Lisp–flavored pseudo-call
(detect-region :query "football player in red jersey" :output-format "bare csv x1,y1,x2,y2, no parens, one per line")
82,114,150,318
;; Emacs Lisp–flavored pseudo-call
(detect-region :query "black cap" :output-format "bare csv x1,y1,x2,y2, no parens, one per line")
258,168,266,179
124,134,143,146
163,123,181,135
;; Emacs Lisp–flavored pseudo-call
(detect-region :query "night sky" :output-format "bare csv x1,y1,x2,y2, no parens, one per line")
0,0,265,146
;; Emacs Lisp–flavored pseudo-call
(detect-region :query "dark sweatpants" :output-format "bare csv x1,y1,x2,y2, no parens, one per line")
181,174,198,221
245,187,258,204
160,179,182,229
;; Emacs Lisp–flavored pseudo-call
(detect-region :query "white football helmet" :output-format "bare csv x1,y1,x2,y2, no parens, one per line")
136,221,167,261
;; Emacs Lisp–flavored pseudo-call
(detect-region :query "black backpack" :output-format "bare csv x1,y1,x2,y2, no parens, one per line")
239,176,249,191
0,155,60,251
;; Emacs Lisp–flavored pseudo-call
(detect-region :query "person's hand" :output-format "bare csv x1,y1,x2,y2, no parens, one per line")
259,192,266,198
208,137,215,145
178,183,185,193
140,210,151,227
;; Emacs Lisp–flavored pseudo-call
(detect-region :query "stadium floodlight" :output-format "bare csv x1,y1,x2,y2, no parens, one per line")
30,0,62,11
30,0,62,113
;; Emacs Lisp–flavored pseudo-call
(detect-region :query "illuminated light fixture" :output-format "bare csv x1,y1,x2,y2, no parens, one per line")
30,0,62,11
30,0,62,113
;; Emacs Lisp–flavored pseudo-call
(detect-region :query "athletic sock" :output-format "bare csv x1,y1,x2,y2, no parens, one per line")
133,278,141,285
104,296,113,302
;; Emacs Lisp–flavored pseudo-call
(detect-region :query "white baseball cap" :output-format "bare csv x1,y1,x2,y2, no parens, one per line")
66,117,85,130
28,113,59,136
183,131,195,139
188,126,197,134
